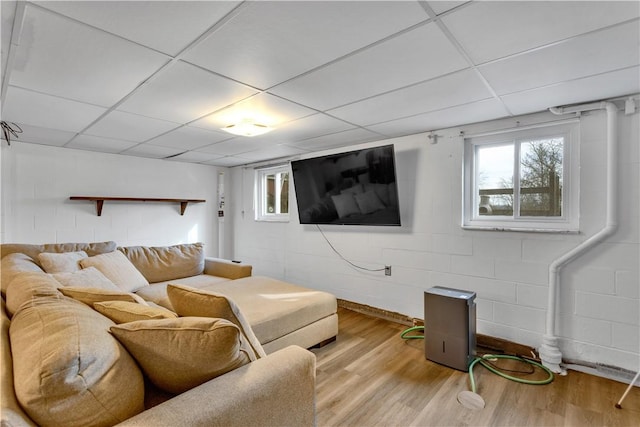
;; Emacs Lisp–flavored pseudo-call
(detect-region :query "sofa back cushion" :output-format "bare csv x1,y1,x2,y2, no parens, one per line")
1,300,37,426
118,243,205,283
10,296,145,427
0,241,117,264
1,253,44,298
5,272,61,318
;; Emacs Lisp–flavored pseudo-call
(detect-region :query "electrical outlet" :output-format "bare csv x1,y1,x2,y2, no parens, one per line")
385,265,391,276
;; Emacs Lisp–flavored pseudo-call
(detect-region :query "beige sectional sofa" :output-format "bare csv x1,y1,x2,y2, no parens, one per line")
1,241,338,427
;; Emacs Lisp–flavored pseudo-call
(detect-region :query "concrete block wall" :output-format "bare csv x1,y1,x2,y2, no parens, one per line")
231,108,639,372
1,143,222,254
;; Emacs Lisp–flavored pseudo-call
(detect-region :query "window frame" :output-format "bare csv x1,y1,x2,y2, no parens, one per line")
255,164,290,222
462,120,580,233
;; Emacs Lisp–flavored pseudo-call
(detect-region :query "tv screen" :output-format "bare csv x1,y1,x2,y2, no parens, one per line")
291,144,401,226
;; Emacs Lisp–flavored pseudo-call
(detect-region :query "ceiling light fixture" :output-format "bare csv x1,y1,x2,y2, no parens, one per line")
221,119,274,137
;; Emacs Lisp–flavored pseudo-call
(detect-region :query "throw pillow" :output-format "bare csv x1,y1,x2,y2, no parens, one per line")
331,193,361,219
37,251,87,274
167,284,266,358
51,266,120,290
79,250,149,292
354,190,386,215
10,296,144,427
59,287,147,306
93,301,177,324
110,317,256,394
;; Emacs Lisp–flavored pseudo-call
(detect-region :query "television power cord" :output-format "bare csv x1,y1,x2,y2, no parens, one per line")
400,325,554,409
316,224,386,273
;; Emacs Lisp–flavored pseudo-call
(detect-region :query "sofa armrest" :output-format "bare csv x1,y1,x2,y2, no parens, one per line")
203,257,252,279
116,345,316,427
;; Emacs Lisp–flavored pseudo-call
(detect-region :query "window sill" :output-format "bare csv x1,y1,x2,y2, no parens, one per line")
462,225,579,234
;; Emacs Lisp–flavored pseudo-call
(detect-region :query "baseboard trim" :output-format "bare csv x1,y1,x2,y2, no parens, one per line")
338,299,414,326
338,299,537,359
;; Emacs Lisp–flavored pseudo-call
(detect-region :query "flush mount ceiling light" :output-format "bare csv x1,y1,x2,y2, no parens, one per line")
221,119,274,137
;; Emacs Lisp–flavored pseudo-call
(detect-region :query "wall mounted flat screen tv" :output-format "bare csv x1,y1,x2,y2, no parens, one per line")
291,144,401,226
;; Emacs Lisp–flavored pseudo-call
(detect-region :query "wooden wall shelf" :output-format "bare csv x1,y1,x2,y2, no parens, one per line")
70,197,205,216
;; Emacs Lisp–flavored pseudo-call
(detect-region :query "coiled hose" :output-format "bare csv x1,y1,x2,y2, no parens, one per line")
401,325,554,393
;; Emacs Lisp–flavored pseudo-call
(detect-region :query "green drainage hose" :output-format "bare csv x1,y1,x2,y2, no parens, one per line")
401,325,554,408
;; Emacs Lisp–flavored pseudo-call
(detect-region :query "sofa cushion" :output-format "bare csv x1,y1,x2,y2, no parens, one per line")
59,287,148,306
167,284,266,358
79,250,149,292
1,253,44,298
110,317,255,394
118,243,205,284
51,266,119,290
37,251,87,273
5,272,62,317
10,296,145,427
1,241,117,265
93,301,177,324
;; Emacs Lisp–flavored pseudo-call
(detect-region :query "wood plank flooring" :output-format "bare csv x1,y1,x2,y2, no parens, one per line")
310,308,640,427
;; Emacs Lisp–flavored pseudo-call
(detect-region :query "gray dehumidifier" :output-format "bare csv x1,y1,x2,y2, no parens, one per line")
424,287,476,372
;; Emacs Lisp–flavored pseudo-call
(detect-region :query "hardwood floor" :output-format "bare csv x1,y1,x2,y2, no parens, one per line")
310,308,640,427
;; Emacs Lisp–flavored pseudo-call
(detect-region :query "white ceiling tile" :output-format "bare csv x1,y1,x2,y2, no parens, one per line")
202,156,251,167
120,144,186,160
368,98,511,136
35,1,241,56
480,21,640,95
427,1,468,16
2,86,107,132
191,93,315,132
197,137,277,157
165,151,223,164
328,69,492,125
442,1,640,64
248,113,357,145
235,144,310,162
1,1,17,78
147,126,231,150
10,5,168,106
117,61,257,123
182,0,429,89
289,128,383,151
66,134,138,153
1,123,75,147
270,22,469,111
84,110,179,142
501,67,640,115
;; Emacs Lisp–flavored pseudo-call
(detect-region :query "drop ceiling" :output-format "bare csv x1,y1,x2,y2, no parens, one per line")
1,1,638,167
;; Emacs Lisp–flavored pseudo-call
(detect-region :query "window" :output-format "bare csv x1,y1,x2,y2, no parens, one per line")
255,164,290,222
463,121,579,232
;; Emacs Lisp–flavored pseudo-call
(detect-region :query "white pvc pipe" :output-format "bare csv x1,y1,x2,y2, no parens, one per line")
540,101,618,374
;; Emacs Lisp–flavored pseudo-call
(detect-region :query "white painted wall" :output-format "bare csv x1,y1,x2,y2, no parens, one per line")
231,108,639,372
1,143,224,256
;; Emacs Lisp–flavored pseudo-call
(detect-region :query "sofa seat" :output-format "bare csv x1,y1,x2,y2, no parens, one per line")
197,276,338,352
